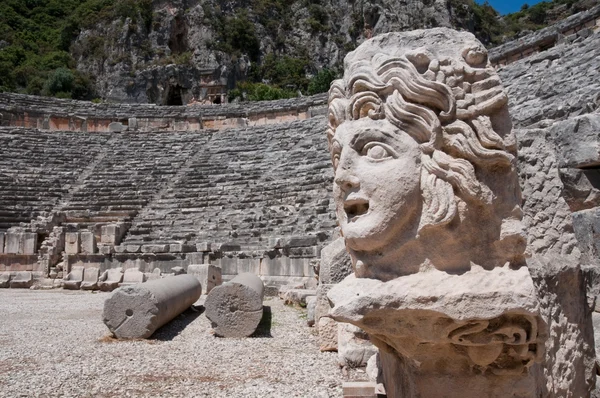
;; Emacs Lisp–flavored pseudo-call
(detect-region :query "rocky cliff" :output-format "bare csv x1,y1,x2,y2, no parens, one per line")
72,0,488,104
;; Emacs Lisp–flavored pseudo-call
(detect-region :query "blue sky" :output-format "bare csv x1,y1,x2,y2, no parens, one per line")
476,0,547,15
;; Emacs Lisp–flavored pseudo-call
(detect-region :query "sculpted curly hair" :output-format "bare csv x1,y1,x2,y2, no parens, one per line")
327,48,518,234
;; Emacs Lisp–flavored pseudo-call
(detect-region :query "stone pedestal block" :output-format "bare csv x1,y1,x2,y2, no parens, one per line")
187,264,222,294
205,272,264,338
101,224,122,245
0,232,5,254
80,231,96,254
21,233,37,254
65,232,80,255
103,274,202,339
5,233,23,254
329,268,545,398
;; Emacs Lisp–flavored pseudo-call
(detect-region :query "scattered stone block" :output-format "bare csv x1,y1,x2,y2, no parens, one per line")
80,231,96,254
318,317,338,352
63,266,84,290
283,289,316,306
80,267,100,290
342,382,377,398
205,272,264,338
338,323,377,368
187,264,222,294
315,283,334,323
145,268,162,281
103,274,202,339
319,237,352,284
10,271,33,288
65,232,80,255
0,272,11,288
306,295,317,327
120,268,145,286
99,268,123,292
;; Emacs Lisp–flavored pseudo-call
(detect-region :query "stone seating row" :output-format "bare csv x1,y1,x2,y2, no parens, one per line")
122,118,335,249
0,127,109,229
60,132,210,216
63,266,148,291
0,92,327,120
0,271,33,288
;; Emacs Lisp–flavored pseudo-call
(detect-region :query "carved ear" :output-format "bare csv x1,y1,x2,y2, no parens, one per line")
418,154,457,235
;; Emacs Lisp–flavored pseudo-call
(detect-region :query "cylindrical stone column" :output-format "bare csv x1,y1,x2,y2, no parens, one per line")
103,274,202,339
204,272,264,338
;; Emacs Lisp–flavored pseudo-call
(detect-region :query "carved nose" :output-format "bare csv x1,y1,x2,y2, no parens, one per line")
334,167,360,192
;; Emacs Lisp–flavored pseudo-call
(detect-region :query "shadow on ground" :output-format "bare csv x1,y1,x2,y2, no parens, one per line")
251,305,272,338
152,305,205,341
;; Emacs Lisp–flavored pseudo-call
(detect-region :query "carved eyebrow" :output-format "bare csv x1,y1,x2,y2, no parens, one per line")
350,128,395,149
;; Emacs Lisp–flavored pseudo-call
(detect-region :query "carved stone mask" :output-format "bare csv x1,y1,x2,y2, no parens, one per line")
327,29,526,279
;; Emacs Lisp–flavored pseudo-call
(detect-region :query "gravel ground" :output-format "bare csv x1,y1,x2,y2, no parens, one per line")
0,289,358,398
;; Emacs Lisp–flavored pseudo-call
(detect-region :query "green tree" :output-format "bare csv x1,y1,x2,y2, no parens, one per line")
308,68,336,95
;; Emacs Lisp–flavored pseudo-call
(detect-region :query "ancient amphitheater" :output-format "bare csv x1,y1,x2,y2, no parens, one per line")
1,6,600,397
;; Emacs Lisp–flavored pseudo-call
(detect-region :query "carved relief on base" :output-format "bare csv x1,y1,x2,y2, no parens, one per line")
328,266,546,398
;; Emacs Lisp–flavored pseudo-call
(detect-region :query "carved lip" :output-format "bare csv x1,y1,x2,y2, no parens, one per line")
344,197,370,220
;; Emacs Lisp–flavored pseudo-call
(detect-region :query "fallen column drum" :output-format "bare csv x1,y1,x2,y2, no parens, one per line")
204,272,264,338
103,274,202,339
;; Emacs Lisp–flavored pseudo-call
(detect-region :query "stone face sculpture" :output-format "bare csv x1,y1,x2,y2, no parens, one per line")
326,28,547,398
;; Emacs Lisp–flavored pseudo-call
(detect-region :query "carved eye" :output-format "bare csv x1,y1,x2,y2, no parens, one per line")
363,143,392,160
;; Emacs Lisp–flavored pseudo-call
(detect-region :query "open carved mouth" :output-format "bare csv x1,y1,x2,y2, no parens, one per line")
344,199,370,220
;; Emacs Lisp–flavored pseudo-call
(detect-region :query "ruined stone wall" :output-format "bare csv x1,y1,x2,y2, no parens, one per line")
490,5,600,67
0,92,327,133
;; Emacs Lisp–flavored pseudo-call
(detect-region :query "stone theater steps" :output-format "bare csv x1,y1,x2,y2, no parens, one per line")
122,118,335,249
0,127,109,230
0,118,335,250
59,132,209,219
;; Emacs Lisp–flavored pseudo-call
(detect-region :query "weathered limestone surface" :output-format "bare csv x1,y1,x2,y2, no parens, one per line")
499,30,600,129
517,128,581,259
103,274,202,339
204,272,264,338
337,323,377,368
317,317,338,352
528,255,596,397
318,237,352,284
